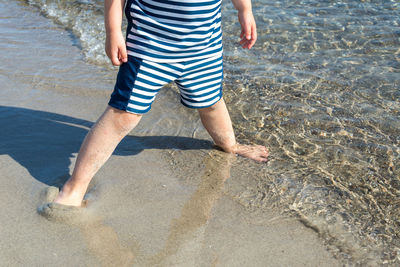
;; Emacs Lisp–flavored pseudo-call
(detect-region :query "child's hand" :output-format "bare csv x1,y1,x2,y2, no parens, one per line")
238,10,257,49
105,31,128,66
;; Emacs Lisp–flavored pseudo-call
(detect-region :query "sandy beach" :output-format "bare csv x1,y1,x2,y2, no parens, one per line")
0,1,341,266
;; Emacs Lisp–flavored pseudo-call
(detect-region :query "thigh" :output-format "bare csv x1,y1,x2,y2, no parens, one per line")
109,56,180,114
175,55,223,109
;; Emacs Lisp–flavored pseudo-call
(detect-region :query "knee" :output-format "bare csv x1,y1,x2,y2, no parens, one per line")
199,98,222,114
110,108,142,134
201,104,217,113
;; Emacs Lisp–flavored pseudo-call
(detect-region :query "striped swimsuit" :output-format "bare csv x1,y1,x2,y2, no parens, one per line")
109,0,224,114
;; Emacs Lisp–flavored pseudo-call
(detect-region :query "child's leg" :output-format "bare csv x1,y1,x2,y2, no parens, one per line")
54,106,142,206
198,98,269,162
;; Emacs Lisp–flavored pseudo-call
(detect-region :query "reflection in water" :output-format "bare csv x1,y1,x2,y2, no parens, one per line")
147,151,235,266
39,150,234,266
81,151,234,266
81,223,136,267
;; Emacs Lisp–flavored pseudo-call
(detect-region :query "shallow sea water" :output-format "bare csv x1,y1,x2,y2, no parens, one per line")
222,1,400,265
10,0,400,265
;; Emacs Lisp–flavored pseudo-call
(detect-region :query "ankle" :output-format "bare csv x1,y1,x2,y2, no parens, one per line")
60,180,87,197
55,184,86,205
219,143,239,154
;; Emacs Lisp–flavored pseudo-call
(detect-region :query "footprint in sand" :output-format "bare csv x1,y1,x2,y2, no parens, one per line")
37,186,95,225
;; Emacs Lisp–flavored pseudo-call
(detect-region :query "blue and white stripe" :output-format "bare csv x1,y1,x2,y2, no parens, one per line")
109,54,223,114
125,0,223,63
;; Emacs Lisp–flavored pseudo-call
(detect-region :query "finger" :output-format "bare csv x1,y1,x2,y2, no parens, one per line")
240,39,251,49
243,25,252,40
240,28,245,39
240,40,249,49
239,38,247,46
248,39,255,49
240,37,252,48
251,23,257,42
119,44,128,63
248,24,257,49
240,35,255,49
111,51,121,66
239,25,253,48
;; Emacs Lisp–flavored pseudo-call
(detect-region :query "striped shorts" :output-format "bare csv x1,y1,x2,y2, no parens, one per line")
108,54,223,114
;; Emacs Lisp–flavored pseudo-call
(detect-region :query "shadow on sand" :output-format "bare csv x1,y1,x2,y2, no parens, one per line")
0,105,213,187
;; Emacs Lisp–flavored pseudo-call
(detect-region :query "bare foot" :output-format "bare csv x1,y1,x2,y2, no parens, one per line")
231,143,269,162
53,186,87,207
38,186,93,225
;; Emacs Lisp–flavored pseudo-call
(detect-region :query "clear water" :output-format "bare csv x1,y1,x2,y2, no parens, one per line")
15,0,400,264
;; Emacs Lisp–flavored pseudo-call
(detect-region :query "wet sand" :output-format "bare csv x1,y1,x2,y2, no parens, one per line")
0,1,340,266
